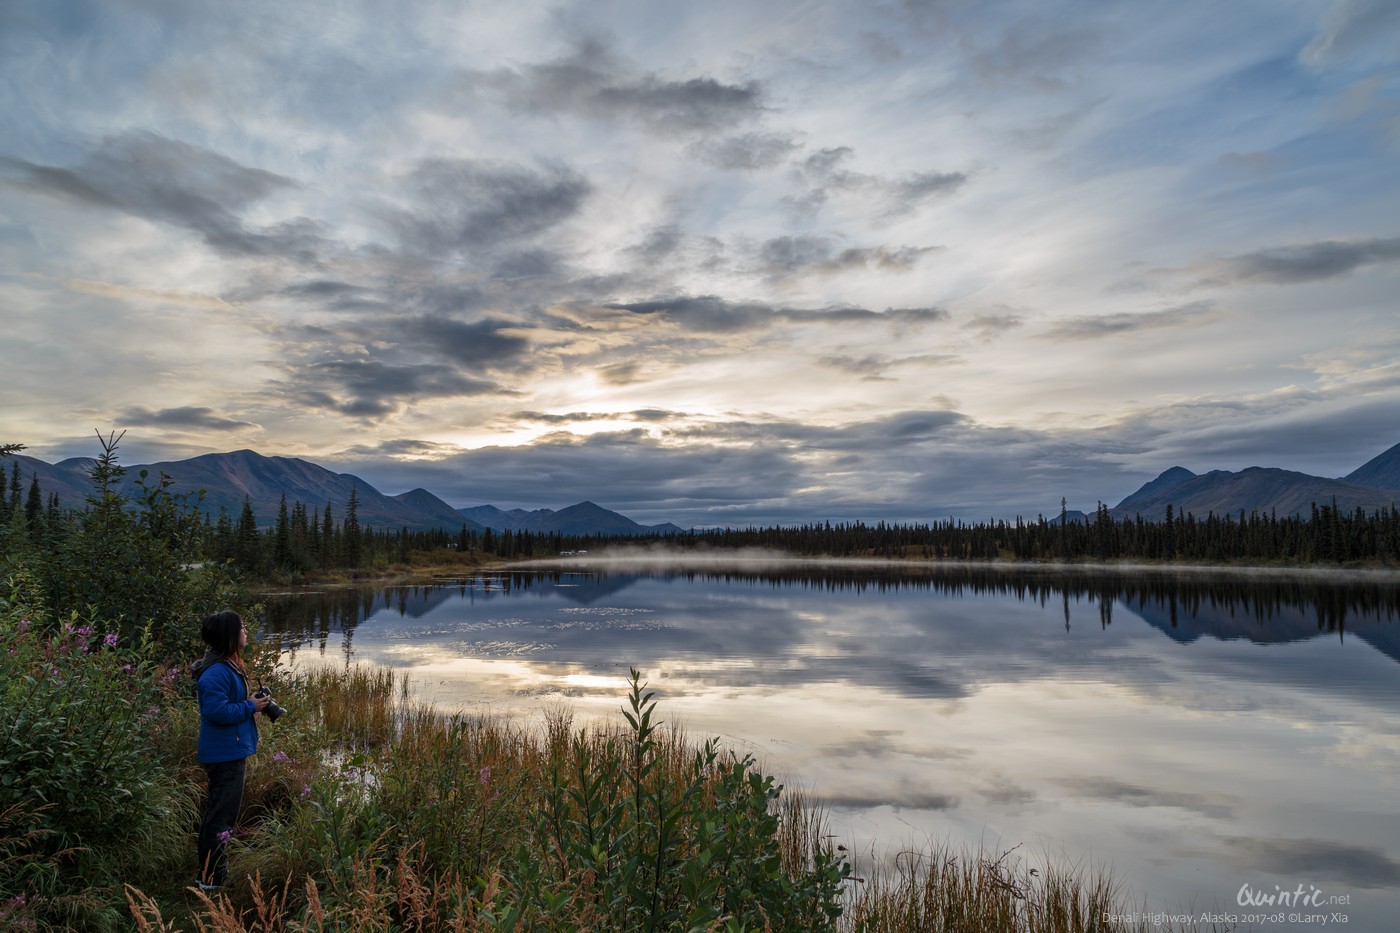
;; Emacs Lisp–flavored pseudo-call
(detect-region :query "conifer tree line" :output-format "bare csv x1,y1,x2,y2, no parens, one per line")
4,444,1399,577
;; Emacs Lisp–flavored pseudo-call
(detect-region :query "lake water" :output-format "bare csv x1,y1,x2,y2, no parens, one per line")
264,558,1400,930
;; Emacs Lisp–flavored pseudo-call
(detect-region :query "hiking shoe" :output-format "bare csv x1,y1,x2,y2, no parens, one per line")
192,879,221,893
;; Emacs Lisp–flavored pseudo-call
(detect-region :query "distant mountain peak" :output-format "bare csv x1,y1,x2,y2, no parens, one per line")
1346,440,1400,490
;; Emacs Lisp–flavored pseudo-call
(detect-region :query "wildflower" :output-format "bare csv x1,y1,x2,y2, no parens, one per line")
146,707,161,717
123,663,135,673
104,632,119,648
75,625,93,638
273,751,289,764
218,830,233,843
162,667,180,684
300,784,312,799
479,766,491,786
16,619,29,632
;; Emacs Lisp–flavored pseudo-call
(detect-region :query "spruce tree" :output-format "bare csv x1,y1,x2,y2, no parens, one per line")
344,488,361,568
236,497,260,572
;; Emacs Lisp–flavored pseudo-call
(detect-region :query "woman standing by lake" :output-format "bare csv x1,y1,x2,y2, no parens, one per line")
190,610,268,891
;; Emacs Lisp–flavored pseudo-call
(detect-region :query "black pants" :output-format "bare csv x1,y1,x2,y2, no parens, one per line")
197,757,247,886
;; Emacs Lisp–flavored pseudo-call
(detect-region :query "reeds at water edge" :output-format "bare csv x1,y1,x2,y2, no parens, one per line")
121,665,1210,932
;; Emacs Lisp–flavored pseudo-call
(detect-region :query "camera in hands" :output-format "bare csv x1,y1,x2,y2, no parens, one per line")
254,686,286,722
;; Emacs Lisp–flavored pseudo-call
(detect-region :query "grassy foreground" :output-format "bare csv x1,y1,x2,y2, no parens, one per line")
128,666,1184,933
0,602,1200,933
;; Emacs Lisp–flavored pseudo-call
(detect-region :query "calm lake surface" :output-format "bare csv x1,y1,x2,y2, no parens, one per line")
264,558,1400,930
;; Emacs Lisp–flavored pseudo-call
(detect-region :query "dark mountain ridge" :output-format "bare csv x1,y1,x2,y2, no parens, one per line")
6,448,680,536
1345,440,1400,490
1108,442,1400,522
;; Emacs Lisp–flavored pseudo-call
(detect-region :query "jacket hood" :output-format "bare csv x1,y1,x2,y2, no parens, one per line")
190,648,223,680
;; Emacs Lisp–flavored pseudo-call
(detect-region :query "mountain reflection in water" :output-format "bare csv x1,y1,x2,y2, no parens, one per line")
264,562,1400,927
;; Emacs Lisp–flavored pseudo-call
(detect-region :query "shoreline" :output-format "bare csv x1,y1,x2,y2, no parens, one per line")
255,553,1400,594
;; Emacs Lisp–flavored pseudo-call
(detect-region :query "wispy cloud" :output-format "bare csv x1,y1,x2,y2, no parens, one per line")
1043,302,1215,340
118,407,259,431
1201,238,1400,285
475,38,764,135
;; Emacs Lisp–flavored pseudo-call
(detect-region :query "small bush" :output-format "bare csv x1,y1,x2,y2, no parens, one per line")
0,574,198,932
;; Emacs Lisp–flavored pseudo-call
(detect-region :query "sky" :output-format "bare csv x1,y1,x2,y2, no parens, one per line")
2,0,1399,527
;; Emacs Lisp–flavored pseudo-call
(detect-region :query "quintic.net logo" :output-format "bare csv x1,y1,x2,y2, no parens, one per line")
1237,882,1349,909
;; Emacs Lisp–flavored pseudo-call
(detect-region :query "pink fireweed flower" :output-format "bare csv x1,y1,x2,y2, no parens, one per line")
479,766,491,786
104,632,119,648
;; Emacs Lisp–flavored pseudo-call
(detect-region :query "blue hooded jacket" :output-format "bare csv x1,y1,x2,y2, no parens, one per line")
192,651,259,764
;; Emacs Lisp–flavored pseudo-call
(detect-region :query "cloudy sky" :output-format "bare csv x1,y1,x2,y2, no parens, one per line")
3,0,1398,526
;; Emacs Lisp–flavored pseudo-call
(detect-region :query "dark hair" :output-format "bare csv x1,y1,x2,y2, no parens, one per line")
201,610,244,658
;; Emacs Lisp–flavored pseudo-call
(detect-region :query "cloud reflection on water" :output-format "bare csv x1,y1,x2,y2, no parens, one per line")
265,562,1400,923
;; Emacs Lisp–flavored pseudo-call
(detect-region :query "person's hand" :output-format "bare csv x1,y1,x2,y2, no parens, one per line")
251,693,271,713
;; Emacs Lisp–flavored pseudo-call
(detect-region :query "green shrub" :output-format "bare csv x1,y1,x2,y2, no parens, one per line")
0,575,197,932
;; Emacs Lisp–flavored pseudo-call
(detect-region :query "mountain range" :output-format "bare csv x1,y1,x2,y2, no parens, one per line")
1106,440,1400,521
6,440,1399,532
5,448,684,536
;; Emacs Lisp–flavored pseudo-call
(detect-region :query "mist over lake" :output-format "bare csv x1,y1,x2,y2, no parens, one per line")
264,559,1400,928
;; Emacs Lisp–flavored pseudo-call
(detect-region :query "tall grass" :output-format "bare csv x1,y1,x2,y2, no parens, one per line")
111,661,1212,932
127,667,848,931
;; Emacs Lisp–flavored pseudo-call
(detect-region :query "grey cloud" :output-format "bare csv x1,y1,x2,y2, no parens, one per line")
1223,836,1400,888
759,236,938,276
337,438,464,459
690,132,801,170
0,130,322,260
665,410,967,452
280,280,391,313
887,172,968,210
800,147,858,183
1042,302,1214,340
791,146,967,217
1208,237,1400,285
819,353,959,380
405,317,531,367
509,409,690,426
607,295,772,333
1061,777,1236,820
479,39,762,135
290,359,504,419
819,354,898,380
118,406,258,431
604,295,950,333
625,225,683,263
619,226,727,277
597,78,761,134
780,306,949,326
390,158,590,257
598,361,644,385
782,188,829,218
962,313,1024,339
